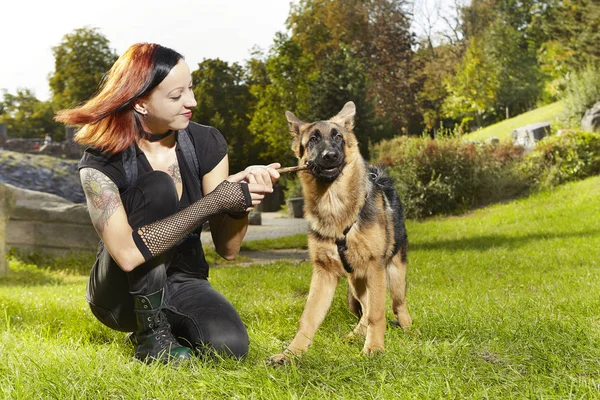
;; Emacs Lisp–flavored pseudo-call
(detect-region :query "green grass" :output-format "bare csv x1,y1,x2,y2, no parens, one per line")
2,175,600,398
464,101,565,142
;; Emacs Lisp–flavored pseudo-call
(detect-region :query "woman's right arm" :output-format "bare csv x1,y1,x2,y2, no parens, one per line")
81,166,271,272
80,167,145,272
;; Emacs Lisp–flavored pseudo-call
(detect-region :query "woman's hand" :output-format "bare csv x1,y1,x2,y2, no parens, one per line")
226,170,272,208
244,163,281,188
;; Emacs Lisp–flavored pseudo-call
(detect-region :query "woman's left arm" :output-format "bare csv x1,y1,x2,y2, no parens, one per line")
204,154,280,260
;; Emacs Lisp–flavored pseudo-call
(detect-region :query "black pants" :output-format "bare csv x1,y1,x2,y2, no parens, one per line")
86,171,249,358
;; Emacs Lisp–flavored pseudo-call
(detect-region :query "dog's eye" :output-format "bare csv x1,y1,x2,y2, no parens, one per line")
308,135,319,144
334,133,343,142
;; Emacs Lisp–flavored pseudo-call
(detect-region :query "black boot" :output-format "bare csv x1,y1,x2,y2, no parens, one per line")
132,288,193,364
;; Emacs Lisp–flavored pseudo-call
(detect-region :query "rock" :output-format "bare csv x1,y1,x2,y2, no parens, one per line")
486,136,500,145
3,183,97,255
581,102,600,133
512,122,551,151
0,183,16,276
0,149,84,203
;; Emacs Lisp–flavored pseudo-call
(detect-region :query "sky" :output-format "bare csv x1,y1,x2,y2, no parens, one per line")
0,0,457,102
0,0,295,101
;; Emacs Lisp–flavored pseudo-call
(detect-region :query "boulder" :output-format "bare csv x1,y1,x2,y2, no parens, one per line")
4,183,98,255
512,122,551,151
581,102,600,133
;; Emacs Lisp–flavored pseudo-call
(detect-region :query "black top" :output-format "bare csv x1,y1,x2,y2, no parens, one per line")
78,122,228,210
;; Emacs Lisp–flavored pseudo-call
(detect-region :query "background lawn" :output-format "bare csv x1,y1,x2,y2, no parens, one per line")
1,175,599,399
463,101,565,143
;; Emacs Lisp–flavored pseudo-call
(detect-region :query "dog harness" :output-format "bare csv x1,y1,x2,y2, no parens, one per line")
335,225,354,273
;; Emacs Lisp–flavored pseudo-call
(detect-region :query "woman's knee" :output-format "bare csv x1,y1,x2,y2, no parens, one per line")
201,329,249,359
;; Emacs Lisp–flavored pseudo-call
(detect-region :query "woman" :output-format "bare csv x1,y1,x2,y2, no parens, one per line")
55,43,280,364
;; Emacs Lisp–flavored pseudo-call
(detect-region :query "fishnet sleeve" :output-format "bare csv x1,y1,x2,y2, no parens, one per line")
132,180,251,260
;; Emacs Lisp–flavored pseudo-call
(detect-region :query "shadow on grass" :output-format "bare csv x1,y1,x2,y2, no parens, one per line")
411,229,600,252
0,268,65,286
1,249,94,286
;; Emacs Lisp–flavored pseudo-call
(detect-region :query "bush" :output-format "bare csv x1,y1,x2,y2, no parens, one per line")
559,64,600,127
372,136,528,218
524,130,600,190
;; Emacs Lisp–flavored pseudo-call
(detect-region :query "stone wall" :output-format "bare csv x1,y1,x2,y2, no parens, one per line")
0,184,16,276
2,183,98,256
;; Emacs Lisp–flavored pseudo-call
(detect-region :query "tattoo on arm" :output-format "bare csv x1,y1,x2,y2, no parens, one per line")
81,169,122,233
168,162,182,184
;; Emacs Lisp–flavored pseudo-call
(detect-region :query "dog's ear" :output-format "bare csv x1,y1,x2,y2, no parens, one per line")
330,101,356,131
285,111,305,136
286,110,306,156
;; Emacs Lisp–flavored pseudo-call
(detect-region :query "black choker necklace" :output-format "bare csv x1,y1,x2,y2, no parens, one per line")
145,130,174,142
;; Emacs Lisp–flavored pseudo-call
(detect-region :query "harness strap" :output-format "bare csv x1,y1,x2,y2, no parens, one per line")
335,225,354,273
123,129,201,189
123,143,138,188
176,129,202,191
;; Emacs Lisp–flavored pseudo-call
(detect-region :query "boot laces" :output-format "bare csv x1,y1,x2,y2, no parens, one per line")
150,312,175,345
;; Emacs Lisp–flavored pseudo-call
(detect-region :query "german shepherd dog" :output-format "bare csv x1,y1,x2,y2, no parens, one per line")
269,102,412,365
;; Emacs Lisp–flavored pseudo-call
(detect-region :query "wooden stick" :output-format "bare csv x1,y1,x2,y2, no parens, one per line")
276,164,309,174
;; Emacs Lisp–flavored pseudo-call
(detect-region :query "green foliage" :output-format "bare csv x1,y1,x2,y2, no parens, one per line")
442,37,499,127
49,27,117,110
275,0,422,137
524,130,600,189
372,135,528,218
248,34,312,167
303,46,377,157
486,20,543,118
0,89,63,140
558,64,600,127
191,59,257,172
541,0,600,71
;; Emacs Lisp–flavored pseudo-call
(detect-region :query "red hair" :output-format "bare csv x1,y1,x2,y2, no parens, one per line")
55,43,178,154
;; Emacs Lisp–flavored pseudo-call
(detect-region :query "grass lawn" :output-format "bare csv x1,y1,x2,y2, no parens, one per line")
1,175,600,399
464,101,565,142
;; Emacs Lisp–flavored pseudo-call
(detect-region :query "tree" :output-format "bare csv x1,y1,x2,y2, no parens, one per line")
0,89,64,139
443,37,499,128
191,58,256,172
304,46,376,156
248,33,313,166
49,27,117,110
485,19,543,118
286,0,422,136
541,0,600,71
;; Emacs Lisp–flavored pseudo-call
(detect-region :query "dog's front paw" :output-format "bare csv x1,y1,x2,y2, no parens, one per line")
362,345,385,356
268,352,290,366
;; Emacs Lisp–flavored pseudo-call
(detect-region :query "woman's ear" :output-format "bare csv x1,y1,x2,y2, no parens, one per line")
133,101,147,116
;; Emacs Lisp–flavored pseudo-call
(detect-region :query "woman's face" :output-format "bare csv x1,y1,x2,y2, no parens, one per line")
137,59,197,133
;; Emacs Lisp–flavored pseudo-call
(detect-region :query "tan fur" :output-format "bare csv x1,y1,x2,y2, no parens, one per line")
269,102,412,365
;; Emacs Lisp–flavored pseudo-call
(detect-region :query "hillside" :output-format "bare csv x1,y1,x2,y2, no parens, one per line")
464,101,565,142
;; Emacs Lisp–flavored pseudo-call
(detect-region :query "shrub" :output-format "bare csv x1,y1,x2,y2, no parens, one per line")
524,130,600,189
559,64,600,128
372,136,528,218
